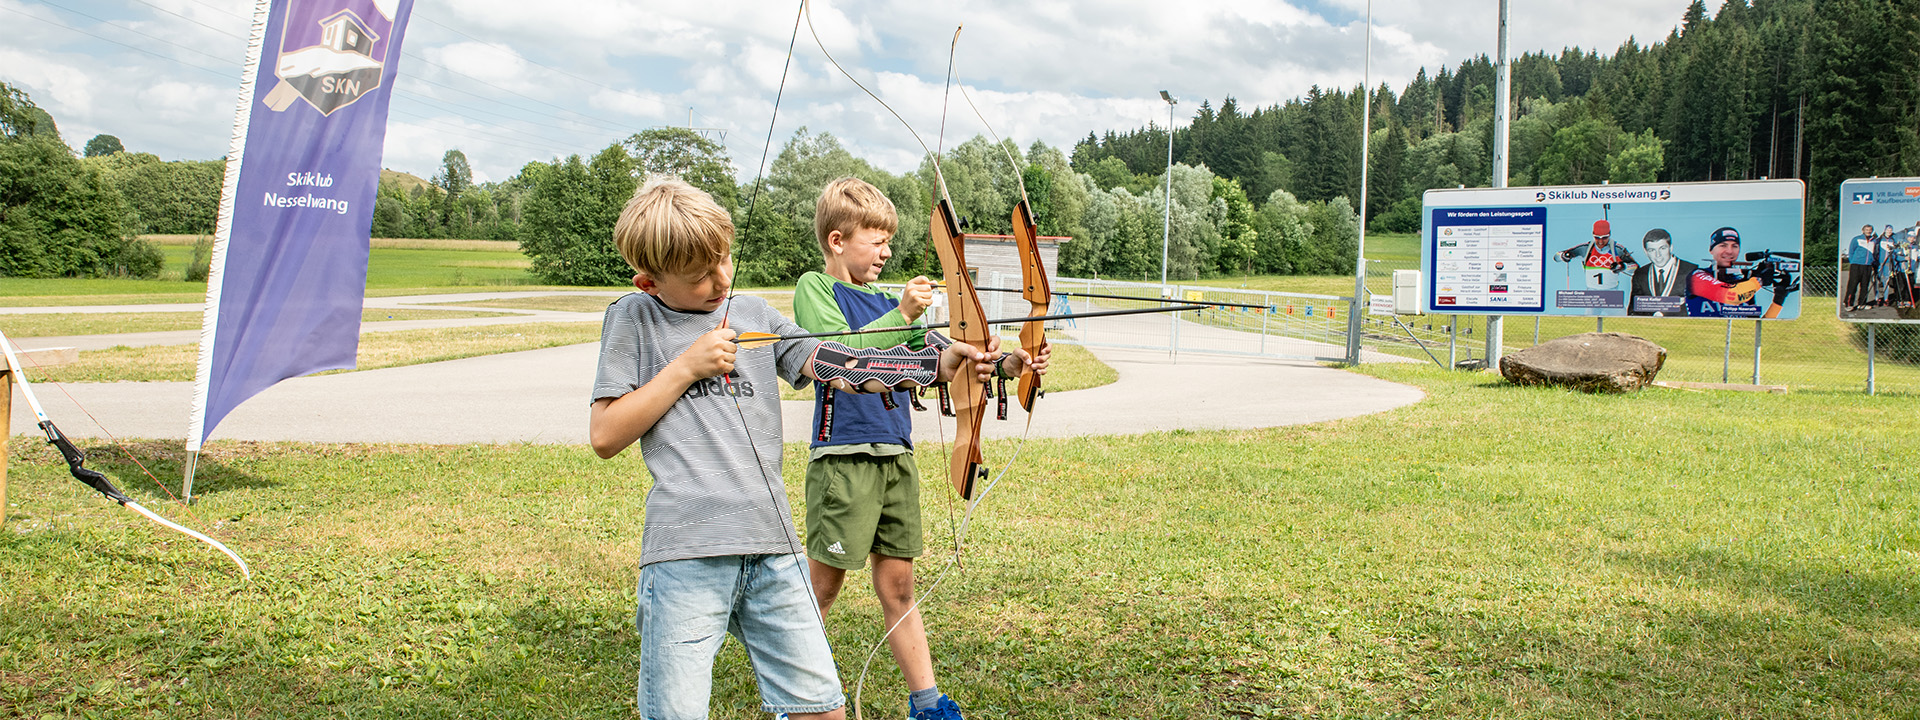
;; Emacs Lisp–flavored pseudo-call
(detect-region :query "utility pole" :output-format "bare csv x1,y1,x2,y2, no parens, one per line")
1485,0,1511,368
1159,91,1177,295
1344,0,1374,364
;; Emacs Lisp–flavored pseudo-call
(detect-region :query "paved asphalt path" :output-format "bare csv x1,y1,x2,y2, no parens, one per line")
8,293,1424,444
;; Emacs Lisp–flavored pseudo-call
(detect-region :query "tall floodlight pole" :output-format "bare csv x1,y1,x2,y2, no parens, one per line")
1486,0,1512,367
1344,1,1374,364
1159,90,1177,294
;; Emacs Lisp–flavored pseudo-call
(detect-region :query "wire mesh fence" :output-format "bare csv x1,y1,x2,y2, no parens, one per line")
915,264,1917,394
1359,261,1918,394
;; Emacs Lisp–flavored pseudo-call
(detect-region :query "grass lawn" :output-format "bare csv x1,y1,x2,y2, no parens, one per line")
23,321,1118,391
1,365,1913,718
0,308,514,338
23,322,604,383
0,241,580,307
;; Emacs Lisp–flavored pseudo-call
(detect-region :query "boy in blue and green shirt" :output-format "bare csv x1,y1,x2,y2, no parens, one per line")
794,177,1048,720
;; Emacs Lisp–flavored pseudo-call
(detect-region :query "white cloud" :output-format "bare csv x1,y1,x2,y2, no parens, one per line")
0,49,95,117
0,0,1703,180
425,42,539,94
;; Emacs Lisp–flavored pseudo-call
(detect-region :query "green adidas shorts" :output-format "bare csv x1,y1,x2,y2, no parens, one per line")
804,452,923,570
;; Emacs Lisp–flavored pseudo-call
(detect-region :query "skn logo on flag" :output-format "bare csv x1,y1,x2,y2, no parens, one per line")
261,0,400,114
1852,192,1874,205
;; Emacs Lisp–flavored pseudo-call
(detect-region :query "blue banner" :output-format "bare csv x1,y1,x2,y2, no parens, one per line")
193,0,412,444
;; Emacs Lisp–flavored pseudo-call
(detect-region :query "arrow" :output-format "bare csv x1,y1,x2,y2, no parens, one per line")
734,303,1210,348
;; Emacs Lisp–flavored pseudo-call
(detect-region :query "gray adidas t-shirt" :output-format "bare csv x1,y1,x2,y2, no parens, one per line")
592,293,819,567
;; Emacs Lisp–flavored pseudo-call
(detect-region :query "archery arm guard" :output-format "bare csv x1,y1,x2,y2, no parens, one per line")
810,340,942,393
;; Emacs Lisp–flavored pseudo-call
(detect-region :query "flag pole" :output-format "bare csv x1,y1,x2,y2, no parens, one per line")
185,0,274,503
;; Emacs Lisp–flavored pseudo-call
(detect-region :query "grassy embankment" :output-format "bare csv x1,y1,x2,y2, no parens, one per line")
1,363,1913,718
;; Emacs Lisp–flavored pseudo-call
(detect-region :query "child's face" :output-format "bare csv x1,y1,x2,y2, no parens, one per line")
829,226,894,285
635,255,734,313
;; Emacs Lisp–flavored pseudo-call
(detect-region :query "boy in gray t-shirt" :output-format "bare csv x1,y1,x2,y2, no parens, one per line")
590,179,1015,720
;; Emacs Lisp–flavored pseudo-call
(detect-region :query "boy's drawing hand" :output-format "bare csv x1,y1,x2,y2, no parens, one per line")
678,322,738,379
899,275,935,322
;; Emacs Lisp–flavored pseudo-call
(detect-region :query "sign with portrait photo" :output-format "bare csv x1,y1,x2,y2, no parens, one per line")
1836,177,1920,323
1420,180,1805,319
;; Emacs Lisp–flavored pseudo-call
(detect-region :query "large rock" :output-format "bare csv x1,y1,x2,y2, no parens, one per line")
1499,332,1666,393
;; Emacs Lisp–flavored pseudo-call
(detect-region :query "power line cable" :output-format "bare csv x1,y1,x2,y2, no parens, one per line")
9,5,613,161
1,5,235,82
37,2,241,69
147,0,649,135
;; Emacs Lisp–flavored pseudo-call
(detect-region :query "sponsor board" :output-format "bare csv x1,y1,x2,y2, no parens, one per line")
1421,180,1804,319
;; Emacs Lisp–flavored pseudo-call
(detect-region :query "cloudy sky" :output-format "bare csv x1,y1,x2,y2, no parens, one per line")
2,0,1700,184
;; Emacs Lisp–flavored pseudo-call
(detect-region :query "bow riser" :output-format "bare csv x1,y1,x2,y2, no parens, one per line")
929,198,989,499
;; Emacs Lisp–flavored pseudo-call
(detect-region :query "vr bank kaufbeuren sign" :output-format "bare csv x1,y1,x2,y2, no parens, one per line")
1421,180,1805,320
1836,177,1920,324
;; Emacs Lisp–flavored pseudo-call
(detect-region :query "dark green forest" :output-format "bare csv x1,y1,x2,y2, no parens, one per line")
3,0,1914,283
1075,0,1920,268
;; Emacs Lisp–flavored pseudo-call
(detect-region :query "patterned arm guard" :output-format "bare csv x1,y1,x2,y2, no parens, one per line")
811,340,942,392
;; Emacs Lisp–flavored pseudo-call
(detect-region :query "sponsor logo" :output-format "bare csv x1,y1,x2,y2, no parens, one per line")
684,377,754,399
1436,296,1457,305
1490,284,1509,293
1443,228,1455,236
1494,261,1506,270
1853,192,1875,205
1907,187,1920,197
1439,240,1458,247
262,2,399,115
827,541,845,555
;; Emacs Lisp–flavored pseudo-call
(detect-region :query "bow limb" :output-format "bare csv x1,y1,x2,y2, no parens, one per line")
0,331,250,579
952,77,1049,413
930,198,989,500
1011,198,1050,412
122,499,253,579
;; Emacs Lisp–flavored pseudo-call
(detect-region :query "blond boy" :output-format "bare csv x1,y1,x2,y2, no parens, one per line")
589,178,1018,719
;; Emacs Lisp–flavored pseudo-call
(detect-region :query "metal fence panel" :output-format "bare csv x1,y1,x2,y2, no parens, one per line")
905,263,1910,394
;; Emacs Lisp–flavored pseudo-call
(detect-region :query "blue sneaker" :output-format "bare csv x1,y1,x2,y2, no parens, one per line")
909,694,964,720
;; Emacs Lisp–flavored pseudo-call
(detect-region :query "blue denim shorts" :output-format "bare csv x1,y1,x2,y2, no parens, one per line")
636,553,845,718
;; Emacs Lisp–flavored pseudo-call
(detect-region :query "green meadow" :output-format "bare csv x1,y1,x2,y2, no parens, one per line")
2,235,1916,718
1,365,1913,718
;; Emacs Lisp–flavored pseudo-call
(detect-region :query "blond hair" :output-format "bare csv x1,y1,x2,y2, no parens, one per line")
814,177,899,255
613,177,733,277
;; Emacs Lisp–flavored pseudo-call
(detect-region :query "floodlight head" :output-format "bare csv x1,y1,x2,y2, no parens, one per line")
1160,90,1175,104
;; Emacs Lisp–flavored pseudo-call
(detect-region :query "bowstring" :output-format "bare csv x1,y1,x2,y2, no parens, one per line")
803,8,974,716
803,0,955,204
0,333,247,578
713,0,839,688
722,0,805,330
952,71,1047,516
5,339,200,517
955,81,1032,208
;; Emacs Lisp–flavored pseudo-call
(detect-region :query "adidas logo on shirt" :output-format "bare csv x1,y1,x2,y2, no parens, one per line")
827,541,845,555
